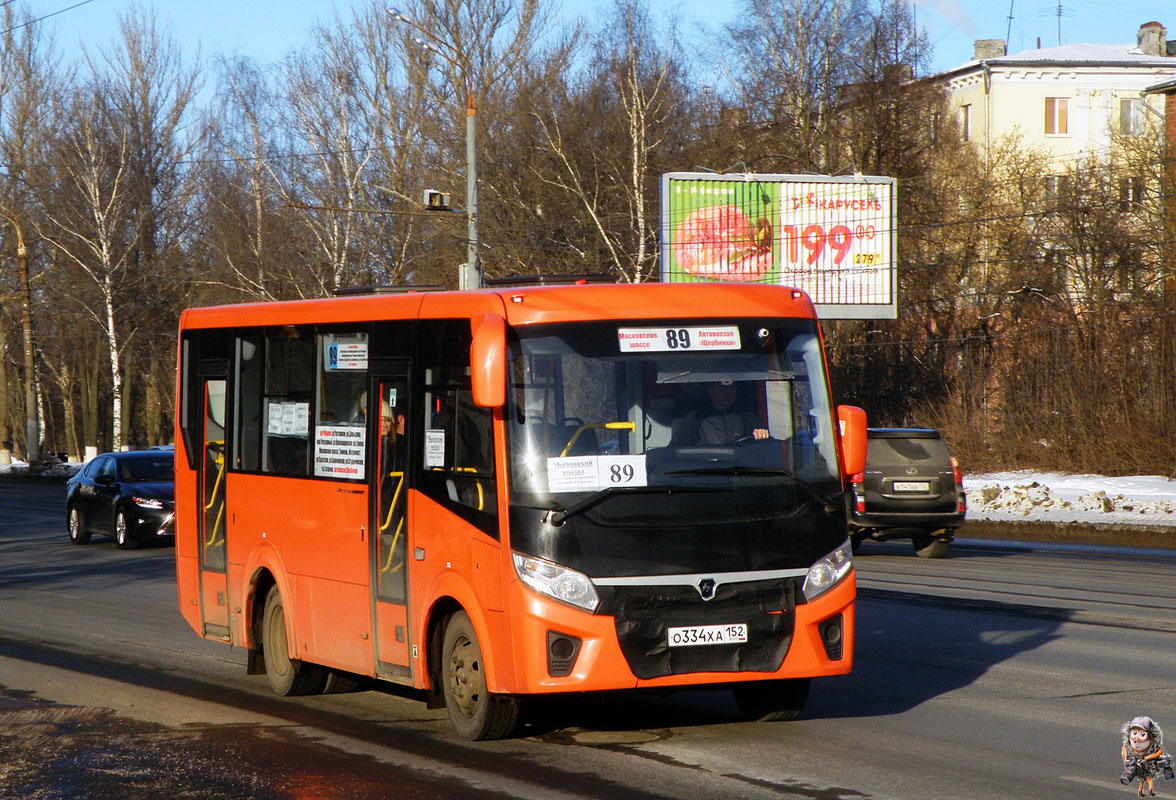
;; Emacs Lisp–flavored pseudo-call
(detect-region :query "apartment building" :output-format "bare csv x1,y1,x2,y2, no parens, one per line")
939,21,1176,167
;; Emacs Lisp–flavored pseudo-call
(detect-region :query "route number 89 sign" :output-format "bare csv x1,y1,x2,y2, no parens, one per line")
617,325,741,353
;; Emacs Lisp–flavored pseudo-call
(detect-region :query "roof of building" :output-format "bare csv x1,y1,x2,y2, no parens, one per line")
1144,75,1176,94
941,41,1175,77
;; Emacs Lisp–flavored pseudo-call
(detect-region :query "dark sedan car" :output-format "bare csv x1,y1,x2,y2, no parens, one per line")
65,451,176,549
848,428,966,558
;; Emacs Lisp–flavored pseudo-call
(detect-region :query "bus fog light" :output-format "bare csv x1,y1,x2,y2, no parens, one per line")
513,553,600,612
802,541,853,601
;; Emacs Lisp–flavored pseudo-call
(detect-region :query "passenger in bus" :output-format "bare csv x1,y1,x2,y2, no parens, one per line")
670,380,768,446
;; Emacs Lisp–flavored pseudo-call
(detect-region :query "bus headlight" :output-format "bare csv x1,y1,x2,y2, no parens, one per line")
512,553,600,613
802,541,853,601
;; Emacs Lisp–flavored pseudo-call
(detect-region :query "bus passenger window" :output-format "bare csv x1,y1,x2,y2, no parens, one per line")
261,329,313,476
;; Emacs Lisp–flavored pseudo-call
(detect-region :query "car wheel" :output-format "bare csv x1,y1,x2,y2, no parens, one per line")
68,505,91,545
114,508,139,550
849,532,865,555
441,610,519,740
913,535,949,559
261,587,325,696
733,677,811,722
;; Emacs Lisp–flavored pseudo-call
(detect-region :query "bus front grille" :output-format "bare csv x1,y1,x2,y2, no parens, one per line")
609,577,801,680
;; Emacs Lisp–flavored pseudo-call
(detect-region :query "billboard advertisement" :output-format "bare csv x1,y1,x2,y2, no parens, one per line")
660,173,896,319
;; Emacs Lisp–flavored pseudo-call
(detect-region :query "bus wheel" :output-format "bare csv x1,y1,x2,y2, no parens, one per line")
733,677,811,722
261,587,325,696
441,611,519,740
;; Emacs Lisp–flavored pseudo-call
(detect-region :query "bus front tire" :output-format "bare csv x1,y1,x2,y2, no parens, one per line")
732,677,811,722
441,611,519,740
261,587,324,696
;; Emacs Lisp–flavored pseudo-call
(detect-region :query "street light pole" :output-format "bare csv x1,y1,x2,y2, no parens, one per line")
389,8,481,290
465,88,478,292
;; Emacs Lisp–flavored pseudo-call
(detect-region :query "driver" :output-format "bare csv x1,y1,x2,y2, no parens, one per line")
671,380,769,445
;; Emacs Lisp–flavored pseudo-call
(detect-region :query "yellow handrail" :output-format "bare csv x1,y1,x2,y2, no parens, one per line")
558,421,636,458
379,471,406,576
203,441,226,548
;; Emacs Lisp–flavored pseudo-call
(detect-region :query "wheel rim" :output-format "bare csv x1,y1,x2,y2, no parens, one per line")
268,604,292,679
69,509,79,540
115,513,126,544
447,632,483,718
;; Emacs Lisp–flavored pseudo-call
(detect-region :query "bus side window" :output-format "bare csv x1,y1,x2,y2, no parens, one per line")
261,328,314,476
418,320,498,534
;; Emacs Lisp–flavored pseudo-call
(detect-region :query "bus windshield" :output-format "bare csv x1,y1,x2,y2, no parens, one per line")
506,318,844,575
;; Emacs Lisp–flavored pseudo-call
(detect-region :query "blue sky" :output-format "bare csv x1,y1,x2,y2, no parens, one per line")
21,0,1176,78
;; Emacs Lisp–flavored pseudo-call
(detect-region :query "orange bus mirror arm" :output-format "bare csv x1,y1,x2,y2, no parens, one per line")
470,313,506,408
837,405,868,477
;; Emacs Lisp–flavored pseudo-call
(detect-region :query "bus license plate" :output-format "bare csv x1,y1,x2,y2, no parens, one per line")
893,481,930,492
667,624,748,648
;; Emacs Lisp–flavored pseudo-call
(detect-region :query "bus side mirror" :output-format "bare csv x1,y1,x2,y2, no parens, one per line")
837,405,867,476
470,313,506,408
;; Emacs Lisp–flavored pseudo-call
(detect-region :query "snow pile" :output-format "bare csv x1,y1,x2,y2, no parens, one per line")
965,471,1176,527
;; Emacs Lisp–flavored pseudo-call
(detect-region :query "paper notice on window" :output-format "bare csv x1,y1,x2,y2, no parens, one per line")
268,401,310,436
547,455,647,493
425,429,446,467
313,425,366,479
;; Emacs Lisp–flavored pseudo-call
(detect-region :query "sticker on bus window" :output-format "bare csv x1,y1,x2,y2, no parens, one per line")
617,326,741,352
323,333,369,371
548,455,647,493
425,429,446,467
313,425,366,479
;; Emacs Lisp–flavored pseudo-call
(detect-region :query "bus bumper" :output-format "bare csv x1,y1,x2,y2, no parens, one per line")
502,571,855,694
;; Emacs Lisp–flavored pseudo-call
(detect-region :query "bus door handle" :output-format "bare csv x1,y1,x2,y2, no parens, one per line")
361,525,366,542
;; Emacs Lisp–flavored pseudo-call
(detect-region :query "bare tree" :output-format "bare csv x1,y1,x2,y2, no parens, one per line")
34,87,139,451
532,0,685,282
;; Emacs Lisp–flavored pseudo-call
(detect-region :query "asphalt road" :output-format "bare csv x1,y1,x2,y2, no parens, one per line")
2,481,1175,800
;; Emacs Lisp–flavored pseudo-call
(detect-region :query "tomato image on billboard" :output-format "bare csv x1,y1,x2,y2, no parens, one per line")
672,204,774,282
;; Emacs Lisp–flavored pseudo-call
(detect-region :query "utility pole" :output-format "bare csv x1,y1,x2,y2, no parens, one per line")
389,8,481,291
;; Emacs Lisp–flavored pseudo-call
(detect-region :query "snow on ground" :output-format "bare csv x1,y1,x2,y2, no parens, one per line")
964,471,1176,527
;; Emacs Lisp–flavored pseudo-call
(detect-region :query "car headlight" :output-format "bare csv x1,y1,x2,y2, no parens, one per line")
132,496,164,510
802,540,853,601
512,553,600,613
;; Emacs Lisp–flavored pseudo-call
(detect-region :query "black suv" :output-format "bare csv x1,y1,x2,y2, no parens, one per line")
848,428,965,558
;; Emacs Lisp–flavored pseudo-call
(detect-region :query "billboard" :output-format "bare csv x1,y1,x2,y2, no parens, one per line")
660,173,897,319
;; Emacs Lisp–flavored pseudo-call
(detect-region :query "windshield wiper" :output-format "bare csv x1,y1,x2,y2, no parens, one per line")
663,466,839,514
547,484,726,526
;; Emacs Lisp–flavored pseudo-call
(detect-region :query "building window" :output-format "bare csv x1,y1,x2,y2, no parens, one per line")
1045,97,1068,135
1119,98,1144,136
960,104,971,141
1119,176,1144,212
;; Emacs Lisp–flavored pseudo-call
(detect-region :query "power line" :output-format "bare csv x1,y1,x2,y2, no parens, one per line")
0,0,97,36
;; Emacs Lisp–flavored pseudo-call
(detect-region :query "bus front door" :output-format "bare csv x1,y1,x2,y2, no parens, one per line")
369,375,412,677
198,377,230,639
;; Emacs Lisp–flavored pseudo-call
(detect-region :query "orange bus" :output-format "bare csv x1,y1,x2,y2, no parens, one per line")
174,281,867,739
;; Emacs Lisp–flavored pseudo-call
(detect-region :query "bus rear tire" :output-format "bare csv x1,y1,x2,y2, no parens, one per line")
261,586,325,696
733,677,811,722
441,611,519,740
